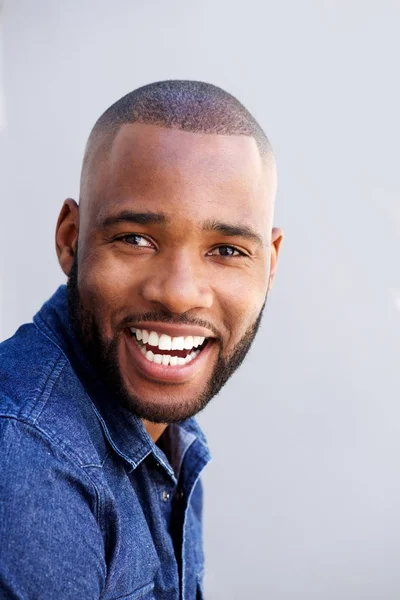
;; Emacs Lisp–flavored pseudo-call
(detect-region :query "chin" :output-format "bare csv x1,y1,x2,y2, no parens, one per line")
118,371,211,423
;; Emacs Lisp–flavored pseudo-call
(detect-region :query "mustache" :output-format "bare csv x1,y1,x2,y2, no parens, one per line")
118,311,221,339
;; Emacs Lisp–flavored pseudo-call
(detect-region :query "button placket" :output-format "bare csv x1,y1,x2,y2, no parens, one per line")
175,488,184,501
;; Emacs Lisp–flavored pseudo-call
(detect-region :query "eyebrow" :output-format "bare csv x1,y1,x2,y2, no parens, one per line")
100,211,167,229
202,219,264,247
99,210,264,247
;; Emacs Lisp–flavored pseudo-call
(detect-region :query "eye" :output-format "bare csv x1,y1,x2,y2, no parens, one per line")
208,245,244,257
116,234,154,248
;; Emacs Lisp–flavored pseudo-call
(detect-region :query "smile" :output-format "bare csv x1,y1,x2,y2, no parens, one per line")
129,328,209,366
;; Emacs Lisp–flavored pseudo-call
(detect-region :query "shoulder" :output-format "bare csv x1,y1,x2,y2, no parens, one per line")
0,416,99,499
0,417,102,537
0,417,107,598
0,322,108,469
0,322,66,413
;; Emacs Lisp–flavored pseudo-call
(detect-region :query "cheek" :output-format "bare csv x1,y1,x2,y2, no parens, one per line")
217,271,267,346
77,252,139,335
81,243,145,293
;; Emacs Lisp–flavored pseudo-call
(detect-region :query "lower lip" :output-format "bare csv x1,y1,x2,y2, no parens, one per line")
123,331,215,384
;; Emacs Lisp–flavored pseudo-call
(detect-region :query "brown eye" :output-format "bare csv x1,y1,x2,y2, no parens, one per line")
118,235,153,247
209,246,242,257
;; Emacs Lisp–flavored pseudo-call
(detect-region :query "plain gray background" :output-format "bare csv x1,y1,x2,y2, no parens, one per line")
1,1,400,598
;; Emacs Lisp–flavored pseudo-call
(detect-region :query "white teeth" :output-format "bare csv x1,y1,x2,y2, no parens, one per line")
142,348,201,366
184,336,194,350
133,328,208,364
148,331,159,347
158,334,172,350
171,336,185,351
145,350,154,362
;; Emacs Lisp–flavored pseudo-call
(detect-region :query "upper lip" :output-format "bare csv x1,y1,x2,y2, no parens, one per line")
128,322,216,339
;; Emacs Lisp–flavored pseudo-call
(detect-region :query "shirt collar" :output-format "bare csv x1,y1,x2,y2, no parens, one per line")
33,285,211,479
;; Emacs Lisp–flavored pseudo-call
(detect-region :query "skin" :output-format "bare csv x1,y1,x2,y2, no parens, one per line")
56,123,283,442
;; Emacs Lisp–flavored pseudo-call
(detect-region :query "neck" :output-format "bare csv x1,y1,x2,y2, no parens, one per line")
142,419,168,443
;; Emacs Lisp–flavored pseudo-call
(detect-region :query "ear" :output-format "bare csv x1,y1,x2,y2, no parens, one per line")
55,198,79,276
268,227,283,292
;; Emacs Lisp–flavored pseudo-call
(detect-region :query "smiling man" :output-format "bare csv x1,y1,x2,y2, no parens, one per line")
0,81,282,599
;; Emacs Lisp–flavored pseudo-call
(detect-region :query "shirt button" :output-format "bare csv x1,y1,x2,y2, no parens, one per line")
162,490,170,503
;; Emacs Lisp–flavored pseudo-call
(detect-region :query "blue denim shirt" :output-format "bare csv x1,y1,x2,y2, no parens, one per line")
0,286,211,600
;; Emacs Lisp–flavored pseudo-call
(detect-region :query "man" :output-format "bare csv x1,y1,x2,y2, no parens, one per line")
0,80,282,599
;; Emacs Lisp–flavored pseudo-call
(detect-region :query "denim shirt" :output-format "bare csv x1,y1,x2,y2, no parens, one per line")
0,286,211,600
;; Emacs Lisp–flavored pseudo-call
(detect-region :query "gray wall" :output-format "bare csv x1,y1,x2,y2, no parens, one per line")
1,1,400,598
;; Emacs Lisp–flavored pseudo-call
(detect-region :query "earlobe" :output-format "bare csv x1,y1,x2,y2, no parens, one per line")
55,198,79,277
268,227,283,291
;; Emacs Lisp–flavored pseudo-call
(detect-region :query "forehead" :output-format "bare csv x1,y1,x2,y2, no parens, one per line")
86,122,275,229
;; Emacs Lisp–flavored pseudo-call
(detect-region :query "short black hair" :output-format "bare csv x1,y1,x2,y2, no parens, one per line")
85,80,272,162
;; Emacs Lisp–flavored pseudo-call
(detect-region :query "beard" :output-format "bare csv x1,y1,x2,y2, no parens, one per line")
67,256,266,423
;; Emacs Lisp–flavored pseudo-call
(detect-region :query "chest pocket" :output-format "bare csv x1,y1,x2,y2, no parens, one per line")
115,582,155,599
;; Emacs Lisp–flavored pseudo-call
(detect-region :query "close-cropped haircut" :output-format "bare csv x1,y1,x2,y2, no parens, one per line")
81,80,272,188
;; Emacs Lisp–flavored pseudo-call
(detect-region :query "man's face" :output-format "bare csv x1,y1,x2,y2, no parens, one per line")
58,123,281,422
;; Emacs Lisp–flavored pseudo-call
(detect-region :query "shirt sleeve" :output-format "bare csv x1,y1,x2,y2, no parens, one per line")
0,418,106,600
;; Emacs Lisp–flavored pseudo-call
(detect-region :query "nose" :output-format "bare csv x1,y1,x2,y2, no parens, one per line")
139,251,213,314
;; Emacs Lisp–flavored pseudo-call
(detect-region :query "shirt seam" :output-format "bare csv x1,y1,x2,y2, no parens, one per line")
32,318,135,469
0,413,103,518
25,353,68,424
33,316,70,360
0,414,109,586
32,316,150,471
